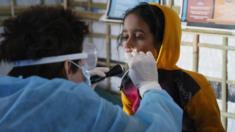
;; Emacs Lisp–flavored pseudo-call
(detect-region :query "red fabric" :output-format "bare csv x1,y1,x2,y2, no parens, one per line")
121,73,141,113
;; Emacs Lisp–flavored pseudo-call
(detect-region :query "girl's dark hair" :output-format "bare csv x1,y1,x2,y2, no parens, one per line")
118,2,165,51
0,6,89,79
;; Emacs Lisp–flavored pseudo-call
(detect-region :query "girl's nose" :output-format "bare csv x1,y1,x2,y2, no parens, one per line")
124,37,136,52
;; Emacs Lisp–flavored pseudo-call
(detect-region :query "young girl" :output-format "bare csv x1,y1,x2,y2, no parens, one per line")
119,2,224,131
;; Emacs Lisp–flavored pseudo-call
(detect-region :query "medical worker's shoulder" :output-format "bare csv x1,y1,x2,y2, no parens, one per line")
29,76,94,93
0,75,95,97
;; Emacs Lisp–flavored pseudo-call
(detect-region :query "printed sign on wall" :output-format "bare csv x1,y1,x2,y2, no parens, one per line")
181,0,235,29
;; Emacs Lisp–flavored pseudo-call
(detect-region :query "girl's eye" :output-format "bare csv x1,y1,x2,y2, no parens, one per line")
121,35,128,41
135,32,145,40
135,35,144,40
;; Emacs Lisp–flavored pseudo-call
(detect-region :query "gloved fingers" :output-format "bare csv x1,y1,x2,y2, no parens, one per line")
95,68,109,77
124,52,133,62
128,51,144,69
146,51,153,57
138,52,145,63
89,67,109,77
131,49,138,56
146,51,155,61
90,70,106,77
95,67,109,72
139,51,145,55
127,51,135,69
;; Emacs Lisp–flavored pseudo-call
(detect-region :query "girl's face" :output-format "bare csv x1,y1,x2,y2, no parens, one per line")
122,14,156,53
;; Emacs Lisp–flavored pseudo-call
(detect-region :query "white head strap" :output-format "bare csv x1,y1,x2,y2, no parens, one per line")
13,53,88,67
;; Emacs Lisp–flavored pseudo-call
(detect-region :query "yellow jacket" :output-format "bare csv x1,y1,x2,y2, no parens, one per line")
121,4,224,132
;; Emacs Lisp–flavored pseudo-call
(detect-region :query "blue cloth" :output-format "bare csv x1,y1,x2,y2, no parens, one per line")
0,76,182,132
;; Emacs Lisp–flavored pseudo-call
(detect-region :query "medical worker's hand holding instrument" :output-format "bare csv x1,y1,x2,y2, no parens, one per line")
90,64,126,84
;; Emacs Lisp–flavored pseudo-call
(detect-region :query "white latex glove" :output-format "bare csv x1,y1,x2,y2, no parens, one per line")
127,50,161,97
88,67,109,89
124,52,132,62
89,67,109,77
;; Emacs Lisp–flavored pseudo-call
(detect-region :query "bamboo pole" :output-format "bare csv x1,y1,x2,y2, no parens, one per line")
105,23,112,68
222,112,235,119
221,37,228,129
183,28,235,37
198,43,226,50
10,0,16,17
63,0,68,9
167,0,173,8
105,23,112,90
192,34,199,72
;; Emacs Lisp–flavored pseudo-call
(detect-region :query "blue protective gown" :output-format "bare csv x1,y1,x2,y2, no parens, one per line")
0,76,182,132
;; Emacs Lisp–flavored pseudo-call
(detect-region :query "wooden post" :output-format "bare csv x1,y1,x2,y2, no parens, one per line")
10,0,16,17
63,0,68,9
167,0,173,8
221,36,228,130
192,34,199,72
106,23,112,90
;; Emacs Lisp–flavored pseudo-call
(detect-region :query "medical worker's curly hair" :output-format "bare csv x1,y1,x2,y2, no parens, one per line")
0,6,89,78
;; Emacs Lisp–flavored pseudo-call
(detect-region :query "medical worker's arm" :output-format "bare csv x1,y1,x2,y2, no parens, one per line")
0,52,182,132
0,76,182,132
